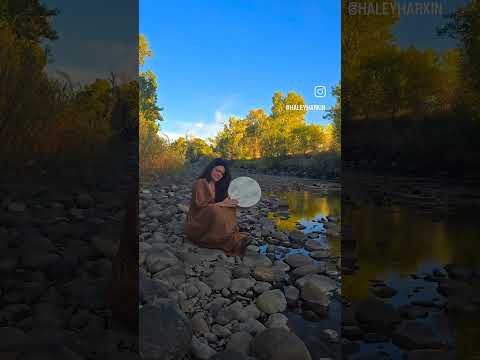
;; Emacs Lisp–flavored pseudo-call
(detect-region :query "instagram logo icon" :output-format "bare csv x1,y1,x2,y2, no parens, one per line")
314,85,327,98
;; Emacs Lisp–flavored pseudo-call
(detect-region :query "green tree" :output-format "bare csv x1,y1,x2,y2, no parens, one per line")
0,0,59,42
342,0,399,120
186,137,214,161
324,85,341,152
139,35,162,126
438,1,480,116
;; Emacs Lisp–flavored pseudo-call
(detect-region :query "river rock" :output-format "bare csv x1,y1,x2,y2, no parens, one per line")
252,328,312,360
233,318,266,336
191,313,210,335
191,336,216,359
284,285,299,306
304,239,325,251
212,324,231,338
292,263,325,278
355,298,402,333
295,274,337,293
243,254,272,268
18,345,84,360
370,285,398,299
256,289,287,314
273,260,291,272
205,268,232,290
392,321,443,350
226,331,252,355
444,264,472,280
139,272,168,304
266,313,289,330
91,236,118,258
232,264,252,278
398,305,428,320
207,297,230,315
211,350,249,360
309,250,331,260
215,301,248,325
284,254,313,268
301,278,331,313
230,278,256,295
288,230,306,243
145,249,178,273
152,265,186,288
76,193,94,209
253,266,287,283
253,281,272,294
140,303,192,360
406,350,455,360
272,231,289,242
0,327,32,351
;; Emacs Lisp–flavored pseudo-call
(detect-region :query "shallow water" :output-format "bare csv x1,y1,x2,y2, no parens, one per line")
266,190,341,256
266,190,480,359
343,204,480,359
266,190,341,359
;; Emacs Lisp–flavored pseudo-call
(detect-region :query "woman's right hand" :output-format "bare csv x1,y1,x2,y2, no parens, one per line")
218,197,239,207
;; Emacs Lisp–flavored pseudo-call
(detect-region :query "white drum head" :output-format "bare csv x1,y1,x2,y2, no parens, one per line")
228,177,261,208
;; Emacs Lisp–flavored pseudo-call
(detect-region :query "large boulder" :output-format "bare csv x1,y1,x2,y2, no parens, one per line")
210,350,249,360
256,289,287,314
300,279,331,314
140,303,192,360
252,328,312,360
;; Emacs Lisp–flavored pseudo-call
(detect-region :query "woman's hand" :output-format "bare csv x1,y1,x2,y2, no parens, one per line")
218,197,239,207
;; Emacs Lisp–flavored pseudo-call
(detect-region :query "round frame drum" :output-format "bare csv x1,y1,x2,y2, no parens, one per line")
228,176,262,208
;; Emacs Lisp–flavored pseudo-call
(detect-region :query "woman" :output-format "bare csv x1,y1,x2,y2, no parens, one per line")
185,158,249,256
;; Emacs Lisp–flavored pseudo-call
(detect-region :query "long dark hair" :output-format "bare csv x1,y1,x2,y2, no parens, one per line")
199,158,232,202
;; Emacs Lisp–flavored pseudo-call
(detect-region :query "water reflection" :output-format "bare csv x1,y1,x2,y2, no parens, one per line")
266,190,341,359
343,206,479,298
343,205,480,359
266,190,341,257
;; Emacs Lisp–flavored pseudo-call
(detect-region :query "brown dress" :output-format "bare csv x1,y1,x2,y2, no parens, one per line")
185,178,246,256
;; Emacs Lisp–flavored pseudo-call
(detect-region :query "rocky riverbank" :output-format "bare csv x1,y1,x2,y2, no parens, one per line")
0,164,140,358
139,163,341,360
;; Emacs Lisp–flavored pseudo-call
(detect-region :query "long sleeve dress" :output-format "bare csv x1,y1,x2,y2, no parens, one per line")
185,178,246,256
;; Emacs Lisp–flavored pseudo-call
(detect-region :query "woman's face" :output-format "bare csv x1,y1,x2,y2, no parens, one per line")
210,165,225,183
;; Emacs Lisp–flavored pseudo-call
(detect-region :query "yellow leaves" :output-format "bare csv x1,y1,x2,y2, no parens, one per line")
139,34,153,67
213,91,336,160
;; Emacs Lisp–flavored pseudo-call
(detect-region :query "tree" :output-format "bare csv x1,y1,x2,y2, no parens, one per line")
185,137,214,162
324,85,341,153
438,1,480,116
0,0,59,42
139,35,162,125
291,124,324,155
342,0,399,120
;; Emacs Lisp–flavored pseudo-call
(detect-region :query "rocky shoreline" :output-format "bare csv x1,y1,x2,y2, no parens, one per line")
0,167,140,358
139,163,341,359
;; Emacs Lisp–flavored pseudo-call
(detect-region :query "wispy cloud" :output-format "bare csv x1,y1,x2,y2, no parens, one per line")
161,95,241,140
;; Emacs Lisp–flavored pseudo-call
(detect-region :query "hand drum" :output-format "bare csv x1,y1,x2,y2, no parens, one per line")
228,176,262,208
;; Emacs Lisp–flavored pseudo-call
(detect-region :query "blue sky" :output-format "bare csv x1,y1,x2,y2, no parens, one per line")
140,0,341,140
393,0,467,51
45,0,137,84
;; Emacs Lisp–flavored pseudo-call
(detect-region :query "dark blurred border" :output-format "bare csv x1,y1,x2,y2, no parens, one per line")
0,1,139,357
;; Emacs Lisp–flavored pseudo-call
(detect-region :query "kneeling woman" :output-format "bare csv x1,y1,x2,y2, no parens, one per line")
185,158,249,256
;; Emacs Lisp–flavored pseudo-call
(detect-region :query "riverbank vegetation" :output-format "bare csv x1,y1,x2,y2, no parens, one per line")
343,0,480,175
139,32,341,177
1,1,138,176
